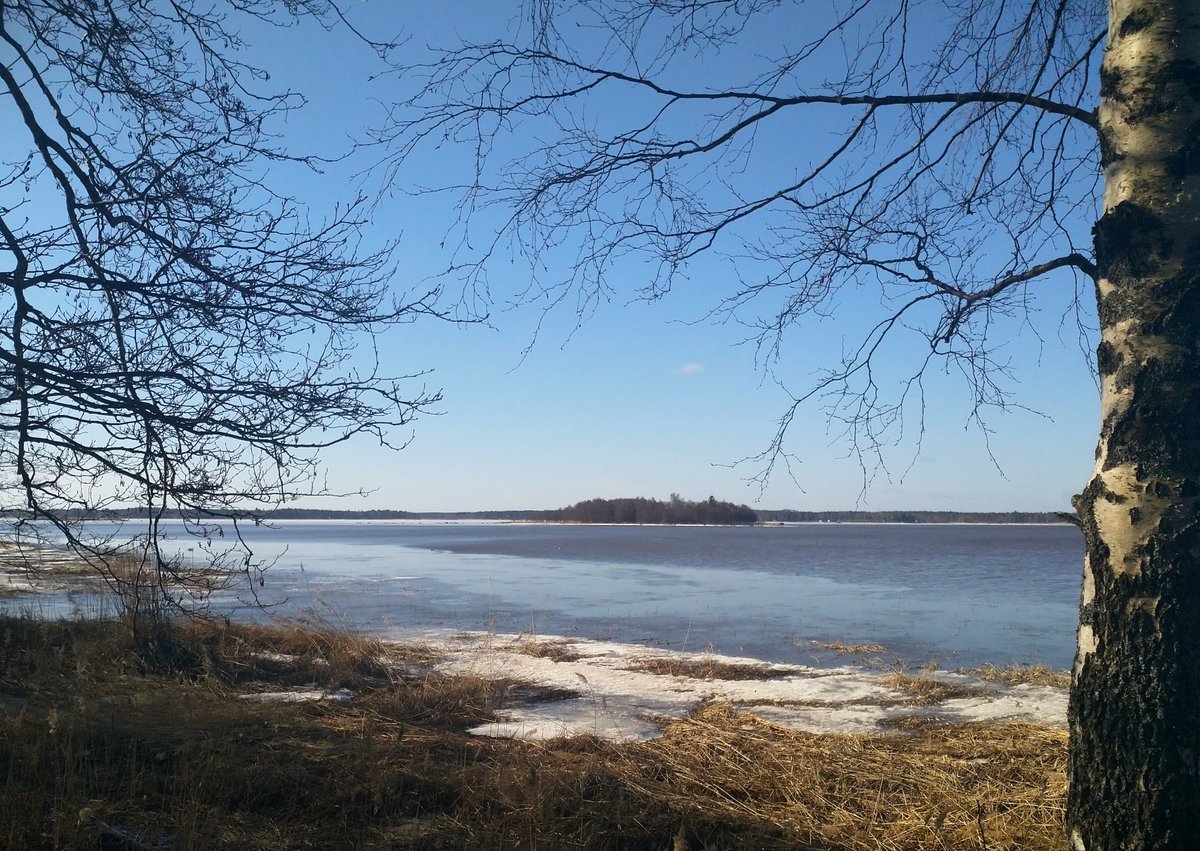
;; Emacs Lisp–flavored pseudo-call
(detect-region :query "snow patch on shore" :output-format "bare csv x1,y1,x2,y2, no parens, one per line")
242,688,354,703
400,631,1068,742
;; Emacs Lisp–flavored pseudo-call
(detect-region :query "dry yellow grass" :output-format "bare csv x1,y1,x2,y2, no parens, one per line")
818,640,888,654
0,615,1068,850
965,663,1072,689
511,636,584,662
629,654,796,681
880,670,996,705
629,703,1067,851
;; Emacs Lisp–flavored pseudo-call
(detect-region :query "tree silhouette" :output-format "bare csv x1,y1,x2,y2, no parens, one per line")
381,1,1200,846
539,494,756,524
0,1,440,617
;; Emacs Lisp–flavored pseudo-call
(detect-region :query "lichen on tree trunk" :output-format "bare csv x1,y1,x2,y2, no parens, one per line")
1069,2,1200,849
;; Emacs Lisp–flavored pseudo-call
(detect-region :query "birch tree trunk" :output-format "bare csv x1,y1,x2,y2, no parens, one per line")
1069,2,1200,848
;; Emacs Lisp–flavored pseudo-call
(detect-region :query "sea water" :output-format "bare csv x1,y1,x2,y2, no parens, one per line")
178,521,1081,669
5,521,1082,669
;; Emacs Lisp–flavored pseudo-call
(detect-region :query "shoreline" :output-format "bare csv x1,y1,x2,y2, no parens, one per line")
401,629,1067,741
0,613,1070,850
1,548,1068,742
19,514,1076,526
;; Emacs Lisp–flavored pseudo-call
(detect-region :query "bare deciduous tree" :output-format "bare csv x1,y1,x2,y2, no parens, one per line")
380,1,1200,846
0,0,440,618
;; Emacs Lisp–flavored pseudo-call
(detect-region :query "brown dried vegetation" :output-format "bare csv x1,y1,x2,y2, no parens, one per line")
817,641,888,655
880,670,997,706
629,655,797,681
511,637,584,663
0,616,1067,850
964,663,1072,690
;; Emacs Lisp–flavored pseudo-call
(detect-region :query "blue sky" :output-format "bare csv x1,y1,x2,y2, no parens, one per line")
257,2,1100,513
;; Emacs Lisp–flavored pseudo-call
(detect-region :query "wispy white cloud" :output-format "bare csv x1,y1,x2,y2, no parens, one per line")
675,362,704,376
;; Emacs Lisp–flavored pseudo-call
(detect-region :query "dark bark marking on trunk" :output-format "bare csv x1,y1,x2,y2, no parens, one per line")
1119,9,1155,39
1166,59,1200,101
1094,202,1167,290
1096,340,1122,375
1099,66,1124,101
1122,59,1200,122
1105,366,1200,475
1163,120,1200,177
1072,511,1200,850
1101,53,1200,126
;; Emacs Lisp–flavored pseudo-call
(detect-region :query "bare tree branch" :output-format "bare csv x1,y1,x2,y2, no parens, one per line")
0,0,444,616
375,0,1102,486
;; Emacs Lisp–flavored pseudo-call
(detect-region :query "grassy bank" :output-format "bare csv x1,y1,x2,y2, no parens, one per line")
0,616,1067,850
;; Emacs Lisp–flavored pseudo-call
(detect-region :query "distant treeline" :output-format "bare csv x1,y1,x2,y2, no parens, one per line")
264,508,539,521
33,507,542,522
754,509,1072,524
31,506,1072,525
535,495,758,525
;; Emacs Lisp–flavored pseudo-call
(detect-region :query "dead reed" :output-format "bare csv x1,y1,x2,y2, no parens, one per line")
628,703,1067,851
879,670,996,705
511,636,584,663
0,615,1068,850
629,655,795,681
817,641,888,654
964,663,1072,690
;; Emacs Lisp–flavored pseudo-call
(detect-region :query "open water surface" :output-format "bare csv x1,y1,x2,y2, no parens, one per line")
8,521,1084,669
178,521,1082,669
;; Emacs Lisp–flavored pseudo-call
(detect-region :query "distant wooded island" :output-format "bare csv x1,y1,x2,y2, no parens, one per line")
57,499,1072,525
535,495,758,525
